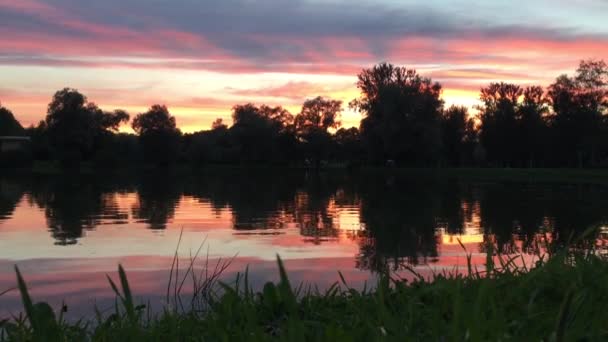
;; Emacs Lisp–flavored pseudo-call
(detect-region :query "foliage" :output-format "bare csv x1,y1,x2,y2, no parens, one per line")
440,105,476,167
2,250,608,341
352,62,444,165
0,105,25,136
44,88,129,167
132,105,181,166
295,96,342,166
3,59,608,168
228,104,295,163
548,59,608,167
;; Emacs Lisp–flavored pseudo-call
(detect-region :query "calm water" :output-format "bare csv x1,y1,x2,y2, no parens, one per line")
1,169,607,318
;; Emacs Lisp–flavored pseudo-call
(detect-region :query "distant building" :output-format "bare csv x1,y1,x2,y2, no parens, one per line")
0,136,31,153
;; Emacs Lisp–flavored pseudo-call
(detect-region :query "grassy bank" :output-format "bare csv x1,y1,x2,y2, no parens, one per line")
4,162,608,184
1,250,608,341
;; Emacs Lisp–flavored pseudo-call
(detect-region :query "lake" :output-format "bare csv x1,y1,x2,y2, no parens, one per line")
1,169,607,318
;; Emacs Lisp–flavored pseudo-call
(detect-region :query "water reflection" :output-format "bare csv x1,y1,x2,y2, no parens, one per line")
25,177,131,245
1,170,607,273
0,179,24,221
132,174,181,230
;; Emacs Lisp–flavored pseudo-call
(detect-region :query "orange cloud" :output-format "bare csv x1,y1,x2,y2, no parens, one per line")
2,0,607,132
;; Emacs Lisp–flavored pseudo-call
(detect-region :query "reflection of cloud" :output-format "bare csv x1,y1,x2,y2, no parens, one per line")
0,255,372,319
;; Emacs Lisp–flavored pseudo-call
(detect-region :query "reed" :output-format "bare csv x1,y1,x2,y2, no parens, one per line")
2,240,608,341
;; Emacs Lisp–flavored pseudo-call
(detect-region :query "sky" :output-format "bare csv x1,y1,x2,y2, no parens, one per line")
1,0,607,132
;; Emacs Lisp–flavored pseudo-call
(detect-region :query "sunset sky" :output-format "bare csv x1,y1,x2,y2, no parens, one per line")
1,0,608,132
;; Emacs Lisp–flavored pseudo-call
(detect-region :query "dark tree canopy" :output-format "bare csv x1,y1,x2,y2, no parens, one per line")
132,105,181,166
211,118,227,130
44,88,130,166
295,96,342,132
548,59,608,167
295,96,342,166
518,86,550,167
477,82,522,166
132,105,177,136
334,127,364,163
0,104,25,136
352,62,444,165
229,103,294,163
477,83,551,167
441,106,476,167
5,59,608,169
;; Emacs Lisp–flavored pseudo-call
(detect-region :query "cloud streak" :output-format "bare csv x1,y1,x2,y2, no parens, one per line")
1,0,607,131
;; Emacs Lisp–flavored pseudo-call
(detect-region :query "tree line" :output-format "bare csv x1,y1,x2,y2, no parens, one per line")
0,59,606,168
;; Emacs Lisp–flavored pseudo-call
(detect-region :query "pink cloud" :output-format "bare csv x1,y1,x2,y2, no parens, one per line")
2,1,607,131
226,81,354,101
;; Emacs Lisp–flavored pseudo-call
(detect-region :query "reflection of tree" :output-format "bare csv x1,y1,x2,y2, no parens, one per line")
293,173,343,244
28,175,129,245
186,170,345,241
131,173,181,229
477,182,608,255
185,170,299,230
356,175,440,272
0,178,24,223
541,184,608,252
3,169,608,264
436,181,477,235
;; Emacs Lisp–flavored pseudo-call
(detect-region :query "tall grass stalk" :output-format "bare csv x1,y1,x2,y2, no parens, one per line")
2,236,608,341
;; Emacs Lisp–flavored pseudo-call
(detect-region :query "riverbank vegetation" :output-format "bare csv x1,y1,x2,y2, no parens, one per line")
1,245,607,341
1,59,607,169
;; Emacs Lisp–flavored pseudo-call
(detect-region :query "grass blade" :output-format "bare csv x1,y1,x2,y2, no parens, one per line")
14,266,36,331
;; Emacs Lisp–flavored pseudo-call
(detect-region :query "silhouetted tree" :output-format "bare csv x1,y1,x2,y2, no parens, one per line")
0,104,31,166
132,104,181,166
440,105,476,167
229,104,295,163
352,63,443,165
186,120,235,164
295,96,342,167
45,88,129,166
518,86,550,167
25,121,51,161
477,82,522,166
5,59,608,169
548,59,608,167
0,104,25,136
334,127,364,164
94,133,141,167
211,118,228,130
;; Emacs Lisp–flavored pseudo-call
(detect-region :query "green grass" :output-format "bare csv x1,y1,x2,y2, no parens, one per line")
2,246,608,341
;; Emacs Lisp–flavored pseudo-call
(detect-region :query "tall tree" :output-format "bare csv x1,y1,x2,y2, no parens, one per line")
25,121,51,161
295,96,342,166
132,104,180,166
211,118,228,130
45,88,129,166
229,104,294,163
440,105,476,167
351,63,443,165
186,118,234,164
548,59,608,167
0,104,25,136
517,86,549,167
334,127,364,163
477,82,522,166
